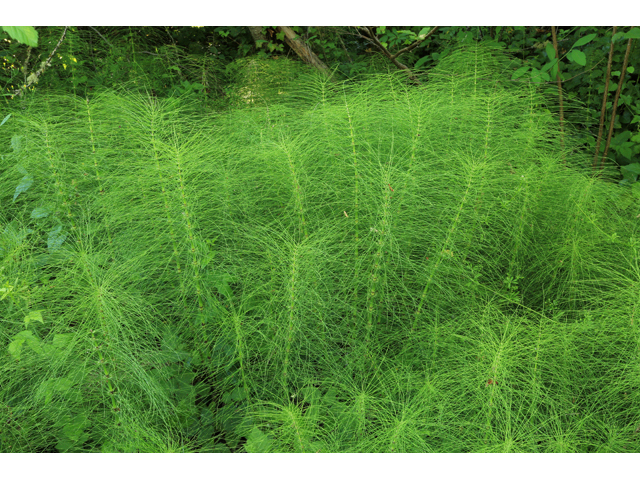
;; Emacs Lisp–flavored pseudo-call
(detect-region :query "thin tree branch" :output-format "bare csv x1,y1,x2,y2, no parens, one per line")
593,27,616,170
561,57,605,83
337,30,353,63
391,26,439,59
88,26,114,48
601,30,634,169
12,26,68,98
356,26,436,83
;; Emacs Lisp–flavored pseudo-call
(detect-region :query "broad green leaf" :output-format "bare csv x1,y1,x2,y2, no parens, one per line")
572,33,597,49
31,206,52,219
621,162,640,175
51,333,73,350
230,386,247,401
619,143,634,160
245,426,273,453
72,75,87,86
11,135,23,153
213,443,231,453
8,330,41,360
55,437,76,452
613,31,625,43
545,42,556,62
300,386,320,404
624,27,640,39
0,113,10,127
396,30,416,39
8,335,27,360
200,251,217,269
61,413,89,443
2,26,38,47
627,66,635,74
24,310,44,328
571,50,587,66
414,55,430,69
212,272,235,300
40,377,74,405
13,175,33,202
511,66,530,80
541,58,557,73
613,130,632,143
47,225,67,252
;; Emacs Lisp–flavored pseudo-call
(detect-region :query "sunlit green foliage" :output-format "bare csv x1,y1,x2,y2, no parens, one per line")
1,45,639,452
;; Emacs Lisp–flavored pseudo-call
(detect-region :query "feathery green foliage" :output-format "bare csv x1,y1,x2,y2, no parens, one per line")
1,45,639,452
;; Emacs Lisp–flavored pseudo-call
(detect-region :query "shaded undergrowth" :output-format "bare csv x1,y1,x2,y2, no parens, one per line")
1,45,640,453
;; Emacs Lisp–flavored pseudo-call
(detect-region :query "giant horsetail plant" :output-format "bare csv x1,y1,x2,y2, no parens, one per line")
1,44,639,452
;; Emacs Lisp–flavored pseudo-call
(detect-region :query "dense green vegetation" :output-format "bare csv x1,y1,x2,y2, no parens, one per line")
1,34,640,453
2,26,639,173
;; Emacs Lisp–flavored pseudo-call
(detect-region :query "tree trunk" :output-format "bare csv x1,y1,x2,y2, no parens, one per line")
247,26,267,48
276,26,332,79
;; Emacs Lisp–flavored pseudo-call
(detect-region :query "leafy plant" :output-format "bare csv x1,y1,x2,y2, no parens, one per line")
1,44,640,453
1,27,38,47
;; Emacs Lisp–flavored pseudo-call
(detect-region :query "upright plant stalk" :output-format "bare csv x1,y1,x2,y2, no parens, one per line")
166,129,215,351
281,137,309,241
364,164,394,364
41,119,78,233
282,243,300,389
601,32,634,169
344,90,360,333
412,163,478,332
551,27,565,160
78,251,122,421
85,98,113,249
593,27,617,170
